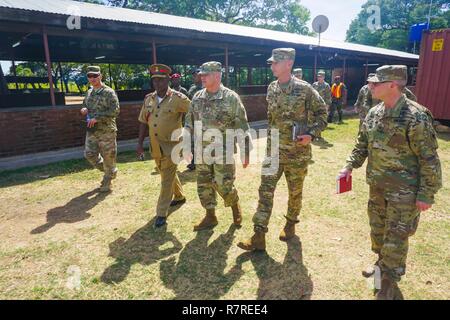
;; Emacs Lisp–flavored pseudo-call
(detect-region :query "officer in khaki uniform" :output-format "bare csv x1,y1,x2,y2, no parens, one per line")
137,64,191,227
339,65,442,299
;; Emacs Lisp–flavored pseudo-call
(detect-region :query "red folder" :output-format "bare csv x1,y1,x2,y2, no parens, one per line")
336,175,352,194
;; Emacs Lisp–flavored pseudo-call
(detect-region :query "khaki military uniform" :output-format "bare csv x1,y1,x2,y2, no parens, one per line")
185,84,251,210
138,88,190,218
83,84,120,179
252,76,328,231
345,95,442,281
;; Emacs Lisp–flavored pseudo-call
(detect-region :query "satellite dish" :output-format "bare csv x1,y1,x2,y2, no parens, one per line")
312,15,329,47
312,15,329,34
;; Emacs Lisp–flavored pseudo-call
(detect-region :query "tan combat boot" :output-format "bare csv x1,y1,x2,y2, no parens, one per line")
95,161,104,172
362,255,382,278
111,168,118,180
279,219,296,242
376,273,395,300
193,209,218,231
99,176,112,193
231,203,242,227
237,228,266,251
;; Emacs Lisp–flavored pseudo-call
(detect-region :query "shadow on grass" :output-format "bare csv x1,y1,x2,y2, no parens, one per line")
31,188,109,234
159,225,243,299
236,236,313,300
437,132,450,142
0,151,147,189
312,139,334,149
101,218,183,284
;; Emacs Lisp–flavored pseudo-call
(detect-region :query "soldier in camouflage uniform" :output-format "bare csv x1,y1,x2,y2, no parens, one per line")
312,71,332,141
293,68,303,81
238,48,328,251
355,73,380,131
137,64,190,228
187,68,203,100
339,65,442,300
185,61,252,231
357,74,418,131
80,66,120,192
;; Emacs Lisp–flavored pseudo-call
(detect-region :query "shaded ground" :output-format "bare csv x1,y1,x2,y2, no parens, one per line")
0,118,449,299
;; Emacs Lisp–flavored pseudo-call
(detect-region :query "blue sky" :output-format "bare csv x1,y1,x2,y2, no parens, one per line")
300,0,367,41
1,0,367,72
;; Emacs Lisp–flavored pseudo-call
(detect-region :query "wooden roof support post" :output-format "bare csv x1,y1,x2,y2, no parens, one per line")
12,60,18,90
43,28,56,106
0,62,8,95
152,39,157,64
225,45,229,87
343,57,347,83
365,58,369,79
108,64,113,88
314,53,318,82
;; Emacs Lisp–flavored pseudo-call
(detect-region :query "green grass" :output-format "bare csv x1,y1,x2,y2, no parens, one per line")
0,118,449,300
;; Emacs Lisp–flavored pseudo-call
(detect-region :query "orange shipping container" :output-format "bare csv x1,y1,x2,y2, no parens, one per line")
415,29,450,120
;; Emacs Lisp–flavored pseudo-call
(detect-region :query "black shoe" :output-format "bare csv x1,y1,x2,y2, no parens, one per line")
154,216,167,228
187,164,196,171
170,198,186,207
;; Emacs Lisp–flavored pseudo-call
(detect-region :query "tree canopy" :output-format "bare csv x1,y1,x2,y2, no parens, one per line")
346,0,450,52
76,0,314,35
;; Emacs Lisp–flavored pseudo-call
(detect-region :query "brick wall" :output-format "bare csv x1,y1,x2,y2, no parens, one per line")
0,95,268,158
241,94,267,122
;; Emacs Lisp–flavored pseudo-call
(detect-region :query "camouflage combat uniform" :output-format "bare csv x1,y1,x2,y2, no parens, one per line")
293,68,303,81
185,82,251,210
355,84,380,130
312,78,332,138
187,83,203,100
252,75,328,231
83,83,120,179
172,84,188,97
356,85,417,131
345,93,442,282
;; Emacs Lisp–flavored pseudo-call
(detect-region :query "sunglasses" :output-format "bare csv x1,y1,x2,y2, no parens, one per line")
87,74,100,79
369,81,392,87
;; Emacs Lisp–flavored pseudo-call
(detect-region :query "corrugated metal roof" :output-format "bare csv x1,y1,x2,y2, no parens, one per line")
0,0,419,61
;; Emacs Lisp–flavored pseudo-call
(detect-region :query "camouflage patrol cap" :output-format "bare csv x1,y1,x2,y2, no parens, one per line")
267,48,295,63
199,61,222,74
87,66,101,75
367,65,407,83
293,68,303,76
150,64,172,78
367,73,376,81
317,70,326,77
